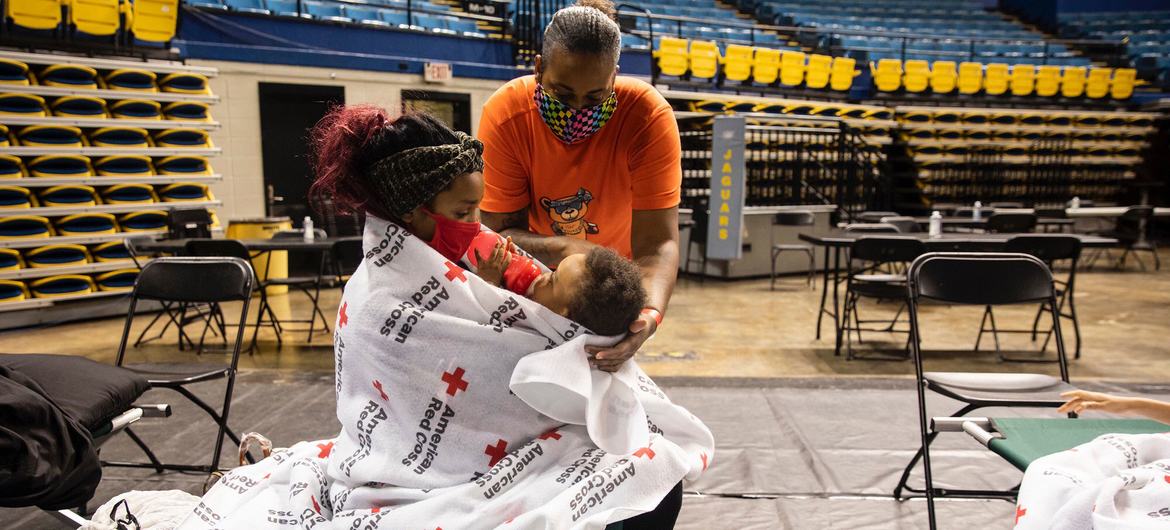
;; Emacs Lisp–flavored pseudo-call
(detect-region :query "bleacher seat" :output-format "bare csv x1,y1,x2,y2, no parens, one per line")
1060,66,1086,98
110,99,163,119
105,69,158,91
29,275,96,298
265,0,304,17
159,182,211,202
0,59,31,85
1111,68,1135,99
1035,65,1060,97
224,0,268,13
70,0,121,36
654,37,689,77
829,56,855,91
0,186,33,209
19,125,85,147
163,101,212,121
957,62,981,95
0,216,51,239
154,129,212,148
52,96,108,117
38,185,99,207
118,210,168,231
1009,64,1034,96
159,73,211,94
902,59,929,93
779,50,805,87
804,54,831,89
90,127,151,148
91,241,132,262
689,40,719,80
39,64,99,89
25,245,91,267
1085,67,1110,99
0,155,24,178
752,47,780,85
873,58,901,92
95,155,154,176
27,155,93,178
130,0,180,42
55,213,117,236
5,0,63,30
982,63,1008,96
721,45,754,82
0,93,47,116
303,0,350,22
344,5,384,25
102,183,158,203
929,60,956,94
156,156,211,175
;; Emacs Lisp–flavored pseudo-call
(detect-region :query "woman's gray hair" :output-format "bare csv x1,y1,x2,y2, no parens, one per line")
542,1,622,65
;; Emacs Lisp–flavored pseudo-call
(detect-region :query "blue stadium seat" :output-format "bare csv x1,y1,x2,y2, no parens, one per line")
379,9,408,26
187,0,228,9
265,0,305,17
302,0,350,22
345,5,386,25
224,0,267,14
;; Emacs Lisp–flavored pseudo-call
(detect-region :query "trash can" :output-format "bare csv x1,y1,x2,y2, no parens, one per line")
227,216,291,295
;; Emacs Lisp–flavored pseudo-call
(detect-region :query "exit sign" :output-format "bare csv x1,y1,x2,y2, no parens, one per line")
424,62,453,83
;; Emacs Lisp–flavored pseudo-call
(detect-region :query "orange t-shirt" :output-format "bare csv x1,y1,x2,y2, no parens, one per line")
478,75,681,258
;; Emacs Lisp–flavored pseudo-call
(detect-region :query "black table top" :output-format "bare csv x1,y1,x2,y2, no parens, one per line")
907,217,1075,227
798,230,1117,248
136,236,361,253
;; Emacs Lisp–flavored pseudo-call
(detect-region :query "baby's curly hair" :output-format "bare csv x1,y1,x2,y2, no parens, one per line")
567,248,647,336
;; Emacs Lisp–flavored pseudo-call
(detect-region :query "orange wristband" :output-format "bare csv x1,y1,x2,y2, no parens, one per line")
641,307,663,327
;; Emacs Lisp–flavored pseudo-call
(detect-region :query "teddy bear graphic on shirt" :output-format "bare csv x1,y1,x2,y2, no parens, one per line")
540,187,599,239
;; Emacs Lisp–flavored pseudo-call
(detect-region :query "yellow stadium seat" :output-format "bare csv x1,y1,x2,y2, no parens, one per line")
104,68,158,91
18,125,85,147
1111,68,1136,100
872,59,902,92
929,61,956,94
0,93,47,116
29,275,95,298
163,101,211,121
902,60,930,93
0,154,24,179
1085,67,1111,99
957,62,982,95
159,182,211,202
0,215,52,239
159,73,210,94
155,155,211,175
70,0,120,36
95,269,138,291
5,0,62,30
829,56,856,91
779,50,806,87
27,155,93,178
56,213,116,235
984,63,1009,96
39,64,98,89
0,185,33,209
91,240,132,262
1061,66,1086,98
689,40,719,80
0,279,28,301
101,183,157,203
1010,65,1035,96
25,244,91,268
118,210,167,232
0,59,31,85
653,37,689,77
803,54,831,89
153,128,210,148
752,47,780,85
90,127,150,148
0,248,22,271
1035,65,1061,97
721,45,753,83
130,0,179,42
94,155,153,176
38,184,98,207
110,99,162,119
52,96,107,118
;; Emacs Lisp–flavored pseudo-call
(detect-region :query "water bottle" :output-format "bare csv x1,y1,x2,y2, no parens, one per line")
972,201,982,221
1070,196,1081,210
303,216,314,242
929,211,942,238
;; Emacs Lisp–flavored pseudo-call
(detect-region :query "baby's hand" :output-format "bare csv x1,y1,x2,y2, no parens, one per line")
475,241,512,287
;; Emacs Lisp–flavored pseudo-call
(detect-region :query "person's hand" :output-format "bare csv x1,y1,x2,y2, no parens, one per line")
586,313,657,372
1057,390,1138,416
474,240,512,287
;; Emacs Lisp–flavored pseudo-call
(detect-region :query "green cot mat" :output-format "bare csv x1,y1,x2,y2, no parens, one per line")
988,418,1170,471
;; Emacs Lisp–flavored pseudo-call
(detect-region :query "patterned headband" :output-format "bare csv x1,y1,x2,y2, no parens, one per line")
364,132,484,220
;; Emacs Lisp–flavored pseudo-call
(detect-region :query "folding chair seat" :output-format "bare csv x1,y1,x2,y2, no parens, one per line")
1060,66,1086,98
4,0,63,30
51,96,108,118
38,184,99,207
0,248,21,271
156,156,212,175
27,155,93,178
158,182,211,202
56,213,117,235
1110,68,1135,99
1097,206,1160,271
102,183,158,204
40,64,99,89
159,73,211,95
118,210,168,232
902,59,930,93
1006,64,1034,96
0,58,32,85
894,253,1075,528
0,185,33,209
30,274,96,298
19,125,85,147
92,240,133,262
751,47,780,85
95,268,139,291
1035,65,1060,97
154,129,211,148
69,0,120,36
829,56,856,91
104,69,158,92
720,44,753,83
769,211,816,290
25,244,91,268
130,0,179,42
779,50,806,87
163,101,212,121
0,279,28,301
184,240,288,353
0,93,48,116
872,58,902,92
110,99,162,120
1084,67,1110,99
956,61,982,95
983,63,1008,95
804,53,831,89
928,60,956,94
688,40,719,80
0,215,52,239
90,127,150,148
840,236,925,360
95,155,154,176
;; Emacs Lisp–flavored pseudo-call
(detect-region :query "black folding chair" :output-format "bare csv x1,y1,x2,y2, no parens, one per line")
839,237,926,360
266,230,332,343
769,211,815,290
855,210,900,223
331,238,364,290
878,216,922,234
893,253,1075,529
975,235,1083,360
104,257,254,474
184,239,278,354
683,206,709,282
1100,205,1159,271
167,208,213,239
125,235,222,351
986,212,1037,233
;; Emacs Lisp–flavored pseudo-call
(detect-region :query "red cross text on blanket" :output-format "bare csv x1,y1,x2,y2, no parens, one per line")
444,261,467,282
539,429,561,440
380,277,449,344
402,397,455,475
485,439,509,467
476,440,546,498
442,367,469,396
367,223,408,268
339,400,388,477
570,457,637,522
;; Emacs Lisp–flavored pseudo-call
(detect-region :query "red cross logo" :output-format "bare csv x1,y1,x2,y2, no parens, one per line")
485,439,509,467
1164,475,1170,484
338,302,348,328
539,429,562,441
373,380,388,401
311,496,321,514
1014,506,1026,526
371,507,380,513
316,441,334,458
633,446,656,460
444,261,467,282
263,473,270,479
700,452,709,471
441,367,469,396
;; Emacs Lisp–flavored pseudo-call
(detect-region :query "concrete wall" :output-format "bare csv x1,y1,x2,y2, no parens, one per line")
192,59,511,221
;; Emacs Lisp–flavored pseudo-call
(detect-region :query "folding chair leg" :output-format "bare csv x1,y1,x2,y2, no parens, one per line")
122,426,165,473
805,248,815,288
171,384,240,472
770,248,779,291
894,402,979,500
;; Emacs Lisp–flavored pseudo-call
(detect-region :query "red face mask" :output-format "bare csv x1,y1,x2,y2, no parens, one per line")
422,208,481,262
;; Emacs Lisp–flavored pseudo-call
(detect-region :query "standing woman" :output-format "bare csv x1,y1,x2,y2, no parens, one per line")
478,0,682,373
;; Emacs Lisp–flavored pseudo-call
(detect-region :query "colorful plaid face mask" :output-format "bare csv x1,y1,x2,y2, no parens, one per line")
533,83,618,145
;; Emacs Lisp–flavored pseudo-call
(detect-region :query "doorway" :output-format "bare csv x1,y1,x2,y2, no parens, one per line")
401,90,472,134
258,82,345,226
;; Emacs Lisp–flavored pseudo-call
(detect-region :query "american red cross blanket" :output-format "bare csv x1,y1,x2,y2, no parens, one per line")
1013,432,1170,529
177,216,714,529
